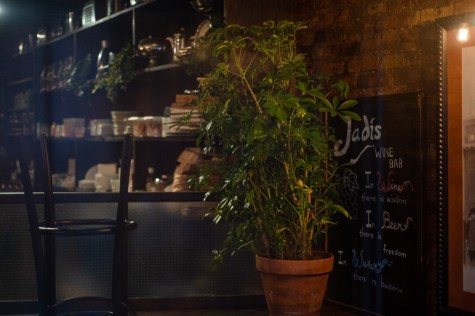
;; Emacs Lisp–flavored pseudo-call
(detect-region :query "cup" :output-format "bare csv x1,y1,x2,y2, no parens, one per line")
144,116,162,137
127,116,146,137
94,173,112,192
110,179,120,192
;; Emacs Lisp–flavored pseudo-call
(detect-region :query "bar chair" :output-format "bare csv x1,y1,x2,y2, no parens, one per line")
17,133,137,315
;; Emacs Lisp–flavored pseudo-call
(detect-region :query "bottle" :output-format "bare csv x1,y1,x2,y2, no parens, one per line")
65,12,75,33
97,40,114,70
155,174,168,192
107,0,113,15
39,68,47,92
145,167,155,192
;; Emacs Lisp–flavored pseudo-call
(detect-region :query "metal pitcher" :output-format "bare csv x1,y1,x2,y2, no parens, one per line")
166,32,186,62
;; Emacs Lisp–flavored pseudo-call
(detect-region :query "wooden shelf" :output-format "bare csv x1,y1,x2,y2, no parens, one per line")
141,63,180,73
6,77,34,87
2,0,207,194
43,135,197,143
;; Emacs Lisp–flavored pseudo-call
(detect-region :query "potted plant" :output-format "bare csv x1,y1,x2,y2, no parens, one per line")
93,44,137,103
65,54,94,98
64,44,137,105
194,20,360,315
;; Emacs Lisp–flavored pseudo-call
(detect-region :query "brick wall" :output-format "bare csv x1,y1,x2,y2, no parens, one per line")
226,0,475,95
301,1,474,97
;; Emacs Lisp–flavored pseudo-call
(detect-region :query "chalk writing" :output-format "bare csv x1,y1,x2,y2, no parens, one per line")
349,144,374,164
364,171,373,189
337,250,347,266
342,144,405,166
364,171,374,190
389,158,403,168
383,244,407,258
337,168,359,217
362,192,376,202
380,276,403,294
352,249,392,273
386,196,407,205
353,270,367,283
365,210,375,228
381,211,414,232
359,226,374,239
334,115,382,158
377,170,413,194
374,146,394,158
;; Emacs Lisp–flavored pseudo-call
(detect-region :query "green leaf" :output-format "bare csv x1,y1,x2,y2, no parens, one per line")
332,96,340,109
307,89,324,98
338,99,358,110
332,204,351,219
300,97,316,105
273,106,288,121
318,97,333,110
296,81,308,94
341,111,361,121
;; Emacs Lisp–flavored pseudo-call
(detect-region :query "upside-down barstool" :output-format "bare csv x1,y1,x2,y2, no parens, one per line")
17,133,137,315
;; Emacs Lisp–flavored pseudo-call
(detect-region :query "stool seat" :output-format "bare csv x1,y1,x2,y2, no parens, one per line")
37,218,137,236
17,133,136,316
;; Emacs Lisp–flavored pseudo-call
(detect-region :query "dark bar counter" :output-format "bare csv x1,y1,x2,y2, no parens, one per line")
0,192,263,313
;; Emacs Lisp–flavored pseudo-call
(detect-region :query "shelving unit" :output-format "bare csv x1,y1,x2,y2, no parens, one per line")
2,0,210,191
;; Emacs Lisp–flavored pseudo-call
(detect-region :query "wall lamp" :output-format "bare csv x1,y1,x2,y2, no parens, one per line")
457,22,470,43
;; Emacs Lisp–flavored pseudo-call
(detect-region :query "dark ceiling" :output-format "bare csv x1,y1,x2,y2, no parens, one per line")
0,0,75,31
0,0,222,60
0,0,82,58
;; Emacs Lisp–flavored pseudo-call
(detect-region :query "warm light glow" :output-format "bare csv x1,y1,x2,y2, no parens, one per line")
457,23,470,43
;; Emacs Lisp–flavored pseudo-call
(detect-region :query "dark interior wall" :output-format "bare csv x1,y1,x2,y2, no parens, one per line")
225,0,475,314
225,0,294,26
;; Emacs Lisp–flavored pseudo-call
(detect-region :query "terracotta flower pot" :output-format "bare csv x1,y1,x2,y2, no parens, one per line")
255,251,334,316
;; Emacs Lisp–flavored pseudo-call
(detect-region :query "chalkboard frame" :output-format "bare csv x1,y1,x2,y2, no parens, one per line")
437,13,475,314
325,91,423,315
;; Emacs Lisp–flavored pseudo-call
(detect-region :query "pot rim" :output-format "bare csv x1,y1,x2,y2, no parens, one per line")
255,251,334,276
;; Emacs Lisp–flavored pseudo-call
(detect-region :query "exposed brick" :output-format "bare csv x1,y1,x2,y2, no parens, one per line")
419,6,456,23
366,2,386,16
311,45,335,61
313,61,346,76
348,56,379,73
454,0,475,14
336,6,350,24
381,53,415,69
375,14,413,32
354,70,392,90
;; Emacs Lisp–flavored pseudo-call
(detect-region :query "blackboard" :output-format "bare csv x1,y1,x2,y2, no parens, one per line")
326,93,422,315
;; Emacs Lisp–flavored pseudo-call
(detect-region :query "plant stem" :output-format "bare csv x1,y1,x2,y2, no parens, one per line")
230,47,263,114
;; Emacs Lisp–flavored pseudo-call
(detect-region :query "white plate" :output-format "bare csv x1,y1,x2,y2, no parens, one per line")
85,165,98,180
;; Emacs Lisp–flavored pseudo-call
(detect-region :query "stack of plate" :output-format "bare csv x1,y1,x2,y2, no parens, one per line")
89,119,114,136
63,117,85,138
110,111,139,135
78,179,95,192
163,94,201,137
